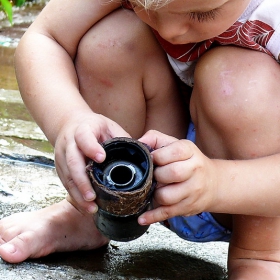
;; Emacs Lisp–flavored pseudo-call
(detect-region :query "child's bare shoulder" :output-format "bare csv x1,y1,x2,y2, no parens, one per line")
27,0,122,54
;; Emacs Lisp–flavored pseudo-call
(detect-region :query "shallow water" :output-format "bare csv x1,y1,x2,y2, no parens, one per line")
0,47,17,89
0,2,53,153
0,1,47,89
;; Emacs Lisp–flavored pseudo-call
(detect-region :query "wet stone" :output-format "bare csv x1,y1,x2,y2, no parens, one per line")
0,95,229,280
0,143,229,279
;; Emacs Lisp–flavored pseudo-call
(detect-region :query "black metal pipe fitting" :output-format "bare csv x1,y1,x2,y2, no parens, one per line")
86,137,155,242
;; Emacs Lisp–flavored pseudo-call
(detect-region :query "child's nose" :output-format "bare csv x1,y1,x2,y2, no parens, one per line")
156,21,189,44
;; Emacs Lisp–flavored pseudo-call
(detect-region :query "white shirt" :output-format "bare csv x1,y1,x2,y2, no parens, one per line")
153,0,280,86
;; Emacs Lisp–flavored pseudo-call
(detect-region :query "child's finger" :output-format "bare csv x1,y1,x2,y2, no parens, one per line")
138,130,177,150
55,160,89,210
65,142,96,203
74,123,106,163
152,140,194,166
138,206,177,225
153,182,189,206
153,161,191,184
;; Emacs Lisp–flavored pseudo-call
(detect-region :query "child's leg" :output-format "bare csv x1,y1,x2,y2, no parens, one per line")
75,8,187,139
0,9,186,263
228,216,280,278
191,46,280,279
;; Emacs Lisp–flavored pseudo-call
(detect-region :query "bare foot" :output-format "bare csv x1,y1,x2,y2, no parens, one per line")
0,199,109,263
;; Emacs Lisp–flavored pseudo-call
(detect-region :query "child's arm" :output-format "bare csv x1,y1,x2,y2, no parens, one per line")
15,0,128,213
138,130,280,225
16,0,122,145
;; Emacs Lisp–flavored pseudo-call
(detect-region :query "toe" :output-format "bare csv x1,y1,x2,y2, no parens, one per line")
0,231,49,263
0,243,19,263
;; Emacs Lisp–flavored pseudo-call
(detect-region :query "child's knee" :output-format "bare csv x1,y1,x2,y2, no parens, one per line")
73,8,185,139
190,46,280,158
192,46,280,123
75,8,154,77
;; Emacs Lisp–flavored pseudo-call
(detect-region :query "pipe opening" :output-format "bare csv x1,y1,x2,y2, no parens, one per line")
107,164,135,187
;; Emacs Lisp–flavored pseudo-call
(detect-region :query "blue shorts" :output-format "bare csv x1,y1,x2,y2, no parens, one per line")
161,122,232,242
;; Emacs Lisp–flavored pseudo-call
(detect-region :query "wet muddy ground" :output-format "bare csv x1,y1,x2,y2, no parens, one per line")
0,3,229,279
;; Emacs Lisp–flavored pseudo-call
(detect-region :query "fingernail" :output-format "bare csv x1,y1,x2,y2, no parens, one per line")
94,153,105,163
84,191,95,201
1,243,16,254
87,204,98,214
138,217,147,225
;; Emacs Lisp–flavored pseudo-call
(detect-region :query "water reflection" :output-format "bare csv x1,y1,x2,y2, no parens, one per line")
0,2,47,89
0,2,53,153
0,47,17,89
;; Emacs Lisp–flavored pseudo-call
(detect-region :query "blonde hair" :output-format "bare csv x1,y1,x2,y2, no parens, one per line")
126,0,173,10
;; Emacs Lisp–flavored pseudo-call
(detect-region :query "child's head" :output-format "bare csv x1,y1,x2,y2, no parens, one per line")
129,0,173,10
129,0,251,44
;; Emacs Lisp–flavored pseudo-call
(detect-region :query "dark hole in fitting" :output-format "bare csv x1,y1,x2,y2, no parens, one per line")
109,164,135,187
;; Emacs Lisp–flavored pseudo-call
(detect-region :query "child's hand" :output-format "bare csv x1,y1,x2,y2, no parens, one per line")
54,111,130,214
138,130,217,225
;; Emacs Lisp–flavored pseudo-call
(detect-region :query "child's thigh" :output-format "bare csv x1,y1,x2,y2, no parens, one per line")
230,215,280,261
190,46,280,159
75,8,187,139
228,215,280,280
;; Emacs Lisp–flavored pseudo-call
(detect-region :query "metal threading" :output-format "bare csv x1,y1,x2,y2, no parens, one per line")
106,163,136,187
